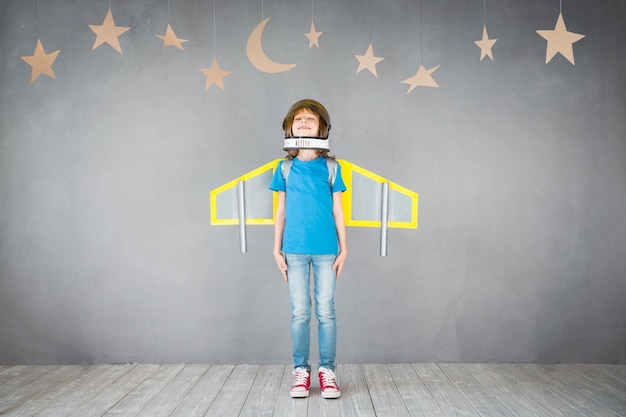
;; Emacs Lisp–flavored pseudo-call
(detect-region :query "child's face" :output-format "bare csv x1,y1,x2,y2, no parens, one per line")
291,109,320,137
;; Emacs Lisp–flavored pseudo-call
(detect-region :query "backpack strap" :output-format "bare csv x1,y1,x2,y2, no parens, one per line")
281,158,337,189
326,159,337,188
280,159,292,188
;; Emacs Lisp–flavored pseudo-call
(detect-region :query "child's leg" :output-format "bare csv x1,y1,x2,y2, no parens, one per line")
312,254,338,371
286,253,312,370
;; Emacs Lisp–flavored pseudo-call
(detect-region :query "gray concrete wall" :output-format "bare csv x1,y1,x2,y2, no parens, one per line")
1,0,625,364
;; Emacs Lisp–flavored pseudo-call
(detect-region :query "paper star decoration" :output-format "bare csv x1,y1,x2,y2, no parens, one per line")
21,39,60,83
89,8,130,55
155,24,188,51
401,64,441,95
474,25,497,61
355,43,384,77
200,58,231,90
305,21,323,49
536,13,585,65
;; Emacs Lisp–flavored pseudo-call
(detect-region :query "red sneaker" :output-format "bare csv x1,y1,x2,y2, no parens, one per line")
319,367,341,399
290,368,310,398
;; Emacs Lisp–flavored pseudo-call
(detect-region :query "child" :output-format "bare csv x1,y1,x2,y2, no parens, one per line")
269,99,347,399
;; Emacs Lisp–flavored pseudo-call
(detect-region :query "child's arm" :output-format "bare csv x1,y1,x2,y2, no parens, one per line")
332,191,347,280
273,191,289,282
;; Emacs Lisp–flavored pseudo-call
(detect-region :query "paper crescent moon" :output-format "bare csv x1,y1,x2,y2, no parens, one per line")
246,18,297,74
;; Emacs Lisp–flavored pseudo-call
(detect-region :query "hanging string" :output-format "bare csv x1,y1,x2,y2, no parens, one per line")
36,0,40,37
213,0,216,57
261,0,264,20
167,0,170,22
483,0,486,26
311,0,314,21
559,0,562,13
419,0,423,63
368,0,372,42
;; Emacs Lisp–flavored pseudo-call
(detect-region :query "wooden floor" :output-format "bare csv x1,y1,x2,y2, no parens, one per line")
0,363,624,417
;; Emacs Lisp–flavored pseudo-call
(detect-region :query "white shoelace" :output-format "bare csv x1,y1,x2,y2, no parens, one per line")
293,368,310,386
319,368,338,389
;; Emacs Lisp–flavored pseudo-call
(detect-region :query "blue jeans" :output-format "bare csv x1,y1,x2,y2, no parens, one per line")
285,253,337,372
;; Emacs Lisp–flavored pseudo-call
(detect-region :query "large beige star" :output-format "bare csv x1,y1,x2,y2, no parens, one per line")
401,64,440,95
355,43,384,77
536,13,585,65
305,21,323,49
474,25,497,61
89,8,130,55
21,39,60,83
200,58,231,90
155,24,188,51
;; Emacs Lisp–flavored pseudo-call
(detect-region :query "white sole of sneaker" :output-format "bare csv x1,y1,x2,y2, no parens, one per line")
321,391,341,399
290,390,310,398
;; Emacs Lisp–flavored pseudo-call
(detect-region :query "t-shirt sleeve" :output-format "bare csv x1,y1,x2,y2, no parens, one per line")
332,162,347,193
269,160,286,192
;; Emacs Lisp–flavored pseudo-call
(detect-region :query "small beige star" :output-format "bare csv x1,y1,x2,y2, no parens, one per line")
21,39,60,83
536,13,585,65
401,64,440,95
89,8,130,55
474,25,497,61
155,24,188,51
355,43,384,77
200,58,231,90
305,21,323,49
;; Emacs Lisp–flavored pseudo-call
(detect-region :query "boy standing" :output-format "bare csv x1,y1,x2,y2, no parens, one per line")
269,99,347,399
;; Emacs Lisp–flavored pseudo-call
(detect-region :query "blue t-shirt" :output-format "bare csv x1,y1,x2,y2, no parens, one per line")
269,157,347,255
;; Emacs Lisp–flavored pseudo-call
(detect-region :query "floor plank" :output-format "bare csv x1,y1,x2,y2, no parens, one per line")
239,364,284,417
102,364,185,416
338,364,376,417
0,365,14,376
594,364,625,383
363,364,412,417
169,364,235,417
0,365,85,416
540,364,626,416
0,366,77,403
67,364,160,417
0,363,622,417
203,364,260,417
135,364,209,417
465,363,552,417
387,363,445,417
572,364,626,400
438,363,516,417
522,364,620,417
493,364,587,417
36,365,136,417
413,363,482,417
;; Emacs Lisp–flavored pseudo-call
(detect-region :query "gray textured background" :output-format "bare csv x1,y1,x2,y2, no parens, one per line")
1,0,625,365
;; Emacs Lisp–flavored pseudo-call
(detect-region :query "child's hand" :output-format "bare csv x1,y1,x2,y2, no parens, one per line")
332,251,347,280
274,251,288,282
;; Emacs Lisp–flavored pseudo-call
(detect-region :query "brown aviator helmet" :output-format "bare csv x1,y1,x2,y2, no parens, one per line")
282,99,331,138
